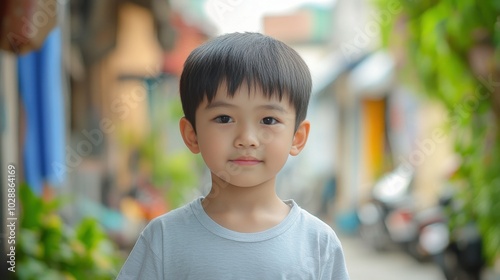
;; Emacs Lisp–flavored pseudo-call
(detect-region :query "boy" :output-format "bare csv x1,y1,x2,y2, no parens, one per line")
117,32,349,279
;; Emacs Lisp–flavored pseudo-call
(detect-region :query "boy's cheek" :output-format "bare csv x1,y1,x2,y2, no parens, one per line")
257,129,274,144
257,125,290,144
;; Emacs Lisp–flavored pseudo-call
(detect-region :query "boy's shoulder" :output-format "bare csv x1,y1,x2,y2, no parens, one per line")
150,197,198,223
293,201,340,237
141,198,200,237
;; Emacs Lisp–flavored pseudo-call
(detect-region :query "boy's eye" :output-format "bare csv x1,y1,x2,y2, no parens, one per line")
261,117,278,125
214,115,233,123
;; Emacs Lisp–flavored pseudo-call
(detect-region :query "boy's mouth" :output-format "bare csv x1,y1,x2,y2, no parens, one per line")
230,156,262,166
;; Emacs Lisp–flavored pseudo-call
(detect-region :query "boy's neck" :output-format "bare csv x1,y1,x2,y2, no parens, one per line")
201,175,291,232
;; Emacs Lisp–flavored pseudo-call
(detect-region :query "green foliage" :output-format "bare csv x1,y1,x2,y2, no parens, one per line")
375,0,500,265
17,184,123,280
139,134,201,208
117,84,201,209
141,85,201,208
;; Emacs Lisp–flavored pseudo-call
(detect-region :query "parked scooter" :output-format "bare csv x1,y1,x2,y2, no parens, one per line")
418,189,484,280
357,165,421,257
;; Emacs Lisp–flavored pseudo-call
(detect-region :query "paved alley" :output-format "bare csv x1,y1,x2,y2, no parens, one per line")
338,234,444,280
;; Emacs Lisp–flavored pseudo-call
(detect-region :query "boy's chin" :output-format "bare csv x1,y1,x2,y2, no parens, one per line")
213,177,275,189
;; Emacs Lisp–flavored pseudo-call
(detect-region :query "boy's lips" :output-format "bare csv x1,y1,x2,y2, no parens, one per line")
230,156,262,166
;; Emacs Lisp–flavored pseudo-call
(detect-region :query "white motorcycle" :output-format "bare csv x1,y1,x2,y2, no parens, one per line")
357,165,420,257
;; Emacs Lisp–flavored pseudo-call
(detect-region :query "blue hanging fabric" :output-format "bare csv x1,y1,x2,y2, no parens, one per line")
18,27,65,195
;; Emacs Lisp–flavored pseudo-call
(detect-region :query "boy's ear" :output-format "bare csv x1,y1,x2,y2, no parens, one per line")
179,117,200,154
290,120,310,156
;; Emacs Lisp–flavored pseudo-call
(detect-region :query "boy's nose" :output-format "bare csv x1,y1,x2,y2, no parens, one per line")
234,125,259,148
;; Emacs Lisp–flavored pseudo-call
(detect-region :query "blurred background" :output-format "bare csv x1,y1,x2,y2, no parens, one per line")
1,0,500,279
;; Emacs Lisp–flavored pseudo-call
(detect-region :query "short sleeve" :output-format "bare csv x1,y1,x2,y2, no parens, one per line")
116,232,164,280
319,235,350,280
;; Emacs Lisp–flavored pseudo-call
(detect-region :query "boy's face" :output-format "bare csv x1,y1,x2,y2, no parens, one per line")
180,83,310,188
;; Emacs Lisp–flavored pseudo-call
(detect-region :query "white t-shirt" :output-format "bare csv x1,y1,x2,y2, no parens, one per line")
117,197,349,279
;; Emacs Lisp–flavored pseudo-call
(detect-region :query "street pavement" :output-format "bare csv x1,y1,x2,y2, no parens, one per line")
337,233,444,280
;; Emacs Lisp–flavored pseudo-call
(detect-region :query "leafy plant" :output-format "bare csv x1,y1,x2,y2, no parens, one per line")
374,0,500,266
16,184,123,280
118,82,202,209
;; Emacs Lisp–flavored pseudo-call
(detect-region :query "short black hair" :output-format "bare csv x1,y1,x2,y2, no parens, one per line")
179,32,312,131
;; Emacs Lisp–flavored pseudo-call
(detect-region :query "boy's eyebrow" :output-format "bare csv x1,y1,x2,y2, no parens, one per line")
204,101,236,109
205,101,288,113
257,104,288,113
